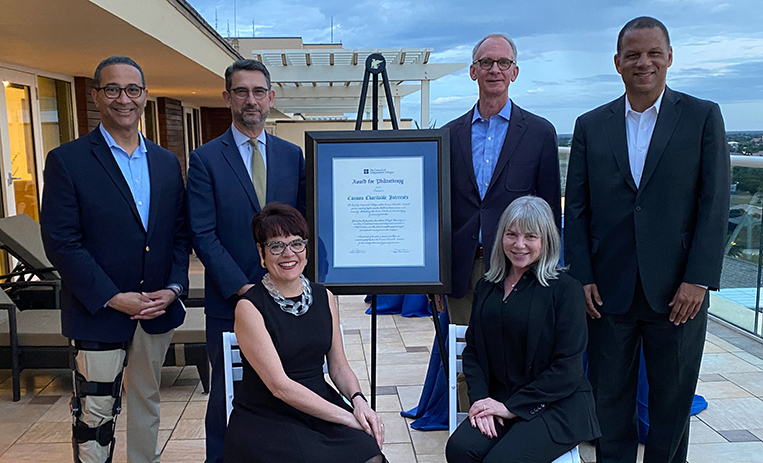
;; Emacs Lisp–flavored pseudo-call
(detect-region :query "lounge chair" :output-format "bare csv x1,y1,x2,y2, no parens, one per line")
0,214,209,401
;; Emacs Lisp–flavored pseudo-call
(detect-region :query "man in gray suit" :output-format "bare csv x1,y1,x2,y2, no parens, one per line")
565,17,730,463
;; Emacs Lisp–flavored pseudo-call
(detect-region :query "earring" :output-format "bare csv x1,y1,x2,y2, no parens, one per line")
260,258,266,267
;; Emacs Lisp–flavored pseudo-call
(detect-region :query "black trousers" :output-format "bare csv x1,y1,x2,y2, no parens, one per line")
446,416,575,463
587,277,707,463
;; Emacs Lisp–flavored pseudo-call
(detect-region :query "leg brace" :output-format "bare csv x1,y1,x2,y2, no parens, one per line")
69,340,129,463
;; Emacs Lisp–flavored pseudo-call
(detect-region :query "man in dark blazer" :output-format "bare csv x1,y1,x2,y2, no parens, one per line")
565,17,730,463
186,59,305,463
434,33,561,325
41,56,189,463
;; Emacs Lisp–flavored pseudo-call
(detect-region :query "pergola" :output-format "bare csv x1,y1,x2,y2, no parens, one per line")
252,48,465,124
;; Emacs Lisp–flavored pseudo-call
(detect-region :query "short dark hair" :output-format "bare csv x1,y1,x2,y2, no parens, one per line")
617,16,671,55
251,202,308,246
94,56,145,87
225,59,271,91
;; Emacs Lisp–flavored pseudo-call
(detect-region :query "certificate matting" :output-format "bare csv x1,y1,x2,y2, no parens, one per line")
305,130,451,295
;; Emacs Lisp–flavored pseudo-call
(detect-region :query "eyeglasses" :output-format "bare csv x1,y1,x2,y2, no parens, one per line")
96,85,145,99
230,87,270,100
473,57,516,71
264,239,308,256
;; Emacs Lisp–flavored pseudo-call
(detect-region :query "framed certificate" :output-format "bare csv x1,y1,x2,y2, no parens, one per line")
305,129,451,295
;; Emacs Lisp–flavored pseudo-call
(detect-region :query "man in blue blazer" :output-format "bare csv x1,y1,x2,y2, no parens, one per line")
433,33,561,325
41,56,189,463
565,17,730,463
186,59,305,463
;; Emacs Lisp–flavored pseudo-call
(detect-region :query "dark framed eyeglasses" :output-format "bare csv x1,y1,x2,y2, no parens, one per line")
231,87,270,100
474,57,516,71
96,85,145,99
264,239,308,256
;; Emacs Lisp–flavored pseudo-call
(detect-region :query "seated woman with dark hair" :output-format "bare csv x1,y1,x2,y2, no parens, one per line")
224,202,385,463
446,196,600,463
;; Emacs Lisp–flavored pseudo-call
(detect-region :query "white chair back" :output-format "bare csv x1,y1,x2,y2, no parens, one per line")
223,331,242,423
448,323,468,434
447,324,580,462
223,325,345,423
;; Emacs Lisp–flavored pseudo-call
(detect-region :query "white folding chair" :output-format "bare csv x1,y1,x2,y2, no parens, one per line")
223,331,242,423
447,324,580,462
448,324,469,434
223,325,345,423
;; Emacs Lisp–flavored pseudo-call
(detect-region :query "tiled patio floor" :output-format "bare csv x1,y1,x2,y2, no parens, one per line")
2,295,763,462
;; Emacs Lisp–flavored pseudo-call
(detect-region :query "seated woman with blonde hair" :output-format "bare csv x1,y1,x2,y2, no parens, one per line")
446,195,600,463
224,202,385,463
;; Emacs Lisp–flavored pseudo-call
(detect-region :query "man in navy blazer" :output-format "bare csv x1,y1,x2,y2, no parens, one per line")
41,56,189,463
433,33,561,325
186,59,305,463
565,17,730,463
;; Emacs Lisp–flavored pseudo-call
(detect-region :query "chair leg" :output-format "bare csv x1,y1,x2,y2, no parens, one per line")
8,304,20,402
186,344,210,393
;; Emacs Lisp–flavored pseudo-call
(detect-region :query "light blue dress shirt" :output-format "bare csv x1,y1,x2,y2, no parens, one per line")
471,100,512,199
230,124,268,178
99,124,150,231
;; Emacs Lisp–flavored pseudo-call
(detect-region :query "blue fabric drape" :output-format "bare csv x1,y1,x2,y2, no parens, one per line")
400,311,450,430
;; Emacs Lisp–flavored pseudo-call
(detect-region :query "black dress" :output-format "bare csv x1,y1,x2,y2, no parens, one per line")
224,281,381,463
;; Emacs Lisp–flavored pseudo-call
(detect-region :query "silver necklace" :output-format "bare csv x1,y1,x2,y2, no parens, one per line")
262,273,312,316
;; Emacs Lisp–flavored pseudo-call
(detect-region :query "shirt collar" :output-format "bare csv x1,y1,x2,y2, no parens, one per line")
231,123,267,148
99,124,146,157
625,89,665,117
489,265,539,289
472,99,512,124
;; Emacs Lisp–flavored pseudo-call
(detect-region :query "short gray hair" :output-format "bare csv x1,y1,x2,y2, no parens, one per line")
485,196,561,286
472,33,518,62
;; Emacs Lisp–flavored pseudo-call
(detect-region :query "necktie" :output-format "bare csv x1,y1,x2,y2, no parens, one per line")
249,138,266,208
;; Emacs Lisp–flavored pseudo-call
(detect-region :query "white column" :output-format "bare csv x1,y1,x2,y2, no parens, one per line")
420,79,430,128
394,96,402,121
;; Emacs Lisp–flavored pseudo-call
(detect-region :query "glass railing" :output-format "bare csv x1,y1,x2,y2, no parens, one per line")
712,155,763,337
559,150,763,338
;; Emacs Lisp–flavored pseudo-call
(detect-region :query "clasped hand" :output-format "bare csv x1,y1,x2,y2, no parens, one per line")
108,289,176,320
352,398,385,450
468,397,516,438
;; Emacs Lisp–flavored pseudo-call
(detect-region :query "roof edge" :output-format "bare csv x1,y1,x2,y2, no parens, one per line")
168,0,243,60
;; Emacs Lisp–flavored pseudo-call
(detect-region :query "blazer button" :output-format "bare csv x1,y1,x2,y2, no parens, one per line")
472,233,478,240
145,246,150,252
140,280,144,285
635,206,642,212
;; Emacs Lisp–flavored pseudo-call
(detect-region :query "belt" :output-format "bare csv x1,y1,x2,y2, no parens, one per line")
475,246,484,259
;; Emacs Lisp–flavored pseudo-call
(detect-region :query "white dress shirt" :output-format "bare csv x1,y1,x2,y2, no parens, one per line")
625,90,664,187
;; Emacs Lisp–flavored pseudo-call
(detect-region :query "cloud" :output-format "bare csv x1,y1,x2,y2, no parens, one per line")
188,0,763,130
